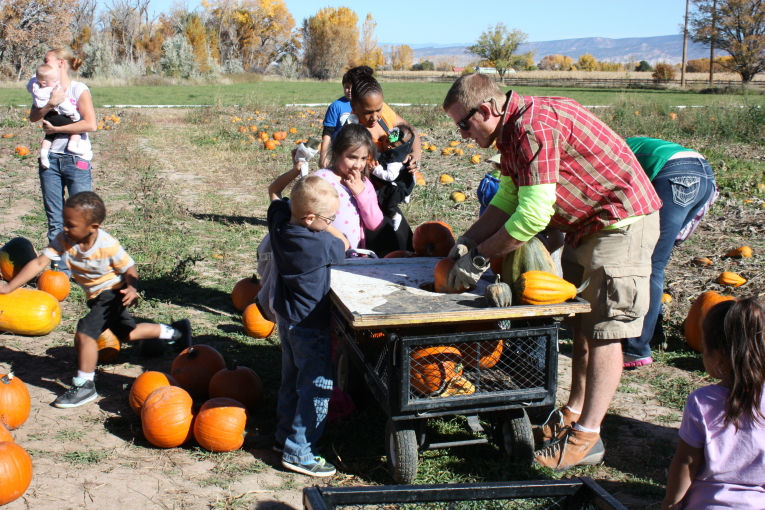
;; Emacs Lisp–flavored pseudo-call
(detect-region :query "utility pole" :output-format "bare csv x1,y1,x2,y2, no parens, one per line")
681,0,690,86
710,0,716,85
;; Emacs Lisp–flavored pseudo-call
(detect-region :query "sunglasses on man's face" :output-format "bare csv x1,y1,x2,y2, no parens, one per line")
455,99,493,131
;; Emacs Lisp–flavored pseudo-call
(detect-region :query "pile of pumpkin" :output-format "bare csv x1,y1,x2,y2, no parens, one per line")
0,372,34,506
130,345,263,452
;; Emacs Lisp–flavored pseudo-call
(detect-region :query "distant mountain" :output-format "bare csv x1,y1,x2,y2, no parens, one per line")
409,35,713,65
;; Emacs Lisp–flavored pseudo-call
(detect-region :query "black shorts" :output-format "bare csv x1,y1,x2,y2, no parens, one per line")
77,287,137,340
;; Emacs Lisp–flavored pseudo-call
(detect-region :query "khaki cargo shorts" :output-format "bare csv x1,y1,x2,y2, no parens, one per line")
562,212,660,340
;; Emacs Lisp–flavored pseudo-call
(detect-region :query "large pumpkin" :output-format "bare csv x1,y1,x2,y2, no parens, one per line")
208,360,264,412
232,275,262,312
242,303,275,338
454,323,504,369
0,442,33,506
501,236,556,295
193,398,248,452
0,237,37,281
0,422,12,443
129,371,179,415
434,258,468,294
413,222,455,257
37,265,70,301
0,374,30,431
141,386,195,448
384,250,415,259
0,288,61,336
97,329,122,364
170,345,226,400
514,271,577,306
410,346,463,396
685,291,736,352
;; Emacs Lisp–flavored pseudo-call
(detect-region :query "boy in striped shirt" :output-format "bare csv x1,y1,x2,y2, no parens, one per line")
0,192,192,408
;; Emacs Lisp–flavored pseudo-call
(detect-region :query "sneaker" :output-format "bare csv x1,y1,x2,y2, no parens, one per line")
273,440,284,453
170,319,193,352
533,407,580,446
54,380,98,408
281,455,336,477
623,354,653,369
533,426,605,472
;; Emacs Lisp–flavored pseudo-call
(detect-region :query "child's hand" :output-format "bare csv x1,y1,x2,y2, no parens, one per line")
291,149,302,172
342,168,365,196
121,286,139,307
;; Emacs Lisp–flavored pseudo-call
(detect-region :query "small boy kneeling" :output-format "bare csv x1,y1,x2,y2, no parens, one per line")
267,173,349,477
0,192,192,408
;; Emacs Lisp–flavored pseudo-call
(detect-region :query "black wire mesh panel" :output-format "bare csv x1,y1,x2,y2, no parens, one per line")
328,497,569,510
357,330,389,389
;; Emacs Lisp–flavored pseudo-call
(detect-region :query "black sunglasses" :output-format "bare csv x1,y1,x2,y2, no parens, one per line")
456,99,493,131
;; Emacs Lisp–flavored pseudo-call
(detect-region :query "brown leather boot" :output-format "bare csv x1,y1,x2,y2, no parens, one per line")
532,407,580,445
533,426,605,472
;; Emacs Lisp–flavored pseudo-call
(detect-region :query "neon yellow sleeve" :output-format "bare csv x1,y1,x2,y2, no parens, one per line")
505,183,557,242
489,175,520,216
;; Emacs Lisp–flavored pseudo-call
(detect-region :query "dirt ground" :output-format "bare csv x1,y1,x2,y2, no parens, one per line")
1,107,763,510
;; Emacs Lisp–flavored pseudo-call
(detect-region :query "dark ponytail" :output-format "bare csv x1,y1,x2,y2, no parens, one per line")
350,75,383,107
703,296,765,429
330,123,377,177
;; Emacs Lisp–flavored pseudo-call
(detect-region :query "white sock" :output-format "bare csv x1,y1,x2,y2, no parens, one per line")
572,421,600,434
40,149,50,169
158,324,175,340
392,213,402,231
404,195,410,204
76,371,95,382
565,405,582,415
67,140,85,155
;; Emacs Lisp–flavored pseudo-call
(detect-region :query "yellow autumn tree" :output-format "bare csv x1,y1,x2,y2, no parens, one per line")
578,53,597,71
302,6,358,79
390,44,413,70
359,13,380,69
183,12,219,73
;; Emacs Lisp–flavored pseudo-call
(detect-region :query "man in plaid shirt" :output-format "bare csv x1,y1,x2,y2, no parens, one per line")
442,74,661,471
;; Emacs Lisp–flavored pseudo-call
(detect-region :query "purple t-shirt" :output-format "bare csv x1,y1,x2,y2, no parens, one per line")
679,384,765,509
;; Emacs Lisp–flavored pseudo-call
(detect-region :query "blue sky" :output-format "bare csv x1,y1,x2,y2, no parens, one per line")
145,0,688,44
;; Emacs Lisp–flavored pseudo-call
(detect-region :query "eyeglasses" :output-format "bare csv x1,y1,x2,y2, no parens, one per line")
302,213,336,224
455,98,493,131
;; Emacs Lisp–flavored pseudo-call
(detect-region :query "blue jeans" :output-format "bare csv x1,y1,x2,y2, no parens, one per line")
275,316,333,465
622,157,716,358
39,152,93,244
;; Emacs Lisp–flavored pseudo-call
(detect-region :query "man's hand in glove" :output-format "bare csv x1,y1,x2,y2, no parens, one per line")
446,247,490,291
447,235,477,260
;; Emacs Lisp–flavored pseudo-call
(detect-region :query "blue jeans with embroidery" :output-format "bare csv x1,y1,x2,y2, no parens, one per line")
275,315,333,465
622,157,716,359
39,152,92,244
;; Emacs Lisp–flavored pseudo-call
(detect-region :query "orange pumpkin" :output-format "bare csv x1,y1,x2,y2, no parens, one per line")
490,256,503,279
384,250,416,259
231,274,262,312
14,146,29,156
0,421,12,443
238,126,247,133
0,237,38,282
129,371,179,415
242,303,275,338
434,258,468,294
249,125,258,132
0,373,30,430
96,329,122,364
415,171,426,186
685,291,736,352
453,323,503,369
0,442,33,506
1,133,14,138
413,222,455,257
265,140,277,150
724,246,752,259
141,386,195,448
718,271,746,287
37,265,70,301
289,127,297,134
209,361,264,412
170,345,226,401
193,397,248,452
410,346,463,396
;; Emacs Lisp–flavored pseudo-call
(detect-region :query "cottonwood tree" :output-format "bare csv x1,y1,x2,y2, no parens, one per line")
537,54,575,71
359,13,383,69
390,44,413,70
302,6,358,79
0,0,77,80
689,0,765,83
466,23,531,82
577,53,597,71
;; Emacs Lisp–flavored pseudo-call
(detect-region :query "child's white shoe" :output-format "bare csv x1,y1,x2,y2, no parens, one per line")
40,149,50,169
392,213,402,231
404,195,411,204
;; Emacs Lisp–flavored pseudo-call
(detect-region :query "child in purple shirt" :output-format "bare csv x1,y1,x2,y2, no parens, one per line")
663,297,765,509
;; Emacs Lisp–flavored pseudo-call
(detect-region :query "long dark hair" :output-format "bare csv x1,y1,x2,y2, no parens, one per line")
350,74,383,107
703,296,765,429
329,123,378,177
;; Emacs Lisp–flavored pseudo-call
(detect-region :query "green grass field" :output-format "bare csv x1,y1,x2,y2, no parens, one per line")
1,80,764,107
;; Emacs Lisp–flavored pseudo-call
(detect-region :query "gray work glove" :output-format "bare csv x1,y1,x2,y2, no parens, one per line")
446,249,490,291
447,235,477,260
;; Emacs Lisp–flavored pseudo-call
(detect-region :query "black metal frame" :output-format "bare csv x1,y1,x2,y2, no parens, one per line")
303,477,628,510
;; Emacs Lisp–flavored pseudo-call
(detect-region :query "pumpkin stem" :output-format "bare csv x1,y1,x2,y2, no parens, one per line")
187,347,199,359
251,274,260,284
228,359,237,371
576,278,591,295
1,373,11,384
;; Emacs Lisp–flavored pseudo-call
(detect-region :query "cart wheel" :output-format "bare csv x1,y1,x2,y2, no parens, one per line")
385,419,418,484
493,409,535,462
334,340,367,406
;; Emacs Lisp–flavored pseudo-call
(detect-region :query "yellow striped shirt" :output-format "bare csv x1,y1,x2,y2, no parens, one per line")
43,229,135,300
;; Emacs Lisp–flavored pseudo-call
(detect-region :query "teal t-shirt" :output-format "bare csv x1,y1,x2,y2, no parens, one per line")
626,137,693,181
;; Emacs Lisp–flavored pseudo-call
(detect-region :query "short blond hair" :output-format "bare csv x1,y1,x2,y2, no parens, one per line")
36,64,58,81
290,175,339,218
443,73,507,112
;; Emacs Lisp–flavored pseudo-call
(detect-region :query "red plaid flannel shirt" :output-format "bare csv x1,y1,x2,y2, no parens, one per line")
497,92,661,246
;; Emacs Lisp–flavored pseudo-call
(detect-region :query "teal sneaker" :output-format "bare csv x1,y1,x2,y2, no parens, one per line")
281,455,336,477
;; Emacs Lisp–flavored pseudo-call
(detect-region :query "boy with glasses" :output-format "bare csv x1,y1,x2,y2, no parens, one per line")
267,168,350,477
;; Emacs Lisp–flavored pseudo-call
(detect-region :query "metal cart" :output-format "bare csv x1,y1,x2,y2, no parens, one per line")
330,258,590,483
